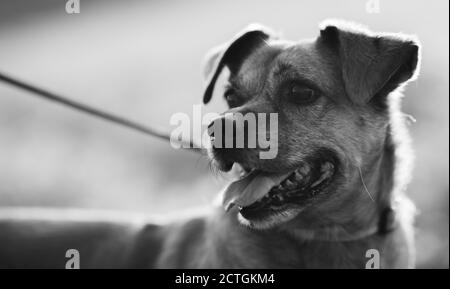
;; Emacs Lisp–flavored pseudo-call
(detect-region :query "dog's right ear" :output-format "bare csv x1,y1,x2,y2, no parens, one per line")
202,24,276,104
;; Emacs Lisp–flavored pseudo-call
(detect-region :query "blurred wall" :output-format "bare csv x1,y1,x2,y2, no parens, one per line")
0,0,448,268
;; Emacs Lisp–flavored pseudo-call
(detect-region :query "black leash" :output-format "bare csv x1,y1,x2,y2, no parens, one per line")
0,71,203,153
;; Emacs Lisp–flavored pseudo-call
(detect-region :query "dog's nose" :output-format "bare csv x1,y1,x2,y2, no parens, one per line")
207,112,254,149
208,115,233,148
207,118,218,137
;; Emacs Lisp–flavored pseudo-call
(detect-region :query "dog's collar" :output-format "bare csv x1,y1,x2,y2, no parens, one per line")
290,207,397,242
377,207,397,235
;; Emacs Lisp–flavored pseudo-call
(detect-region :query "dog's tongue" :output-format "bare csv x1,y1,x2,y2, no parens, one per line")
222,169,291,212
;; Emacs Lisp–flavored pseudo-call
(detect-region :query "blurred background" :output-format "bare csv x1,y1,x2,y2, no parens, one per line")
0,0,447,268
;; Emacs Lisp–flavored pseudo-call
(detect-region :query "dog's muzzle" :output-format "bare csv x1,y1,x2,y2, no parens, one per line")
207,112,258,171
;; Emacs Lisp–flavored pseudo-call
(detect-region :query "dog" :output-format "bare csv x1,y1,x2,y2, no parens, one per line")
0,20,420,268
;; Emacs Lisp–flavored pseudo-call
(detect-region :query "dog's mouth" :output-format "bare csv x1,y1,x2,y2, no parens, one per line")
222,156,337,227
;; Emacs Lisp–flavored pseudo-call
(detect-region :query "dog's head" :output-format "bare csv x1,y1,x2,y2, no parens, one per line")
203,21,420,232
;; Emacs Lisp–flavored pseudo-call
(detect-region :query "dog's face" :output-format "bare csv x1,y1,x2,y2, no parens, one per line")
203,21,419,230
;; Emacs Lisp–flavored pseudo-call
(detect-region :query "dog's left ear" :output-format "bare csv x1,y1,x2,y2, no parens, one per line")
202,24,277,104
319,21,420,106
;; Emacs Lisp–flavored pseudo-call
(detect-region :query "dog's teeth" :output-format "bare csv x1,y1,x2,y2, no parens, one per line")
320,163,334,178
294,171,304,181
285,180,295,188
311,163,334,188
272,194,283,202
321,162,334,172
298,165,311,175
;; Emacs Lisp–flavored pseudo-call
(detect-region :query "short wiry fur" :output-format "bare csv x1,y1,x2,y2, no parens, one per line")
0,20,420,268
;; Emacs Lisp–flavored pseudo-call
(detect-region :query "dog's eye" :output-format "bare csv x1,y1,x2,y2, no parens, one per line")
224,88,242,107
287,84,320,105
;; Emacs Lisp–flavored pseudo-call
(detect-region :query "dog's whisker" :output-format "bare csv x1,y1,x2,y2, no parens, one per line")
357,165,375,202
207,157,222,178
